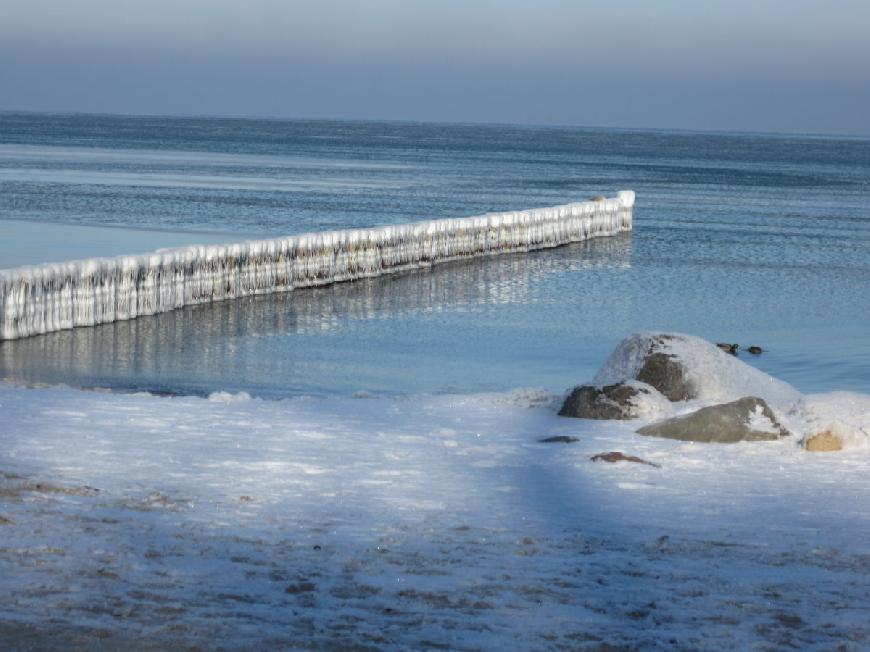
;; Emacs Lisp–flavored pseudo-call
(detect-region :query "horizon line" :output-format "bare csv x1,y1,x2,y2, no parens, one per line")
2,107,869,142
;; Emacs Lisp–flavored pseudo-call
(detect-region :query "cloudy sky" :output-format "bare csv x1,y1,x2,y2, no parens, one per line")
1,0,868,134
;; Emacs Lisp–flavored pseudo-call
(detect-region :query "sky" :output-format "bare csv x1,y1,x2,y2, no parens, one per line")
1,0,869,135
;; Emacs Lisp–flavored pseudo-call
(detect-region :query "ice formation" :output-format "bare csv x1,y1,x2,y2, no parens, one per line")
2,380,870,648
593,331,802,411
0,192,634,339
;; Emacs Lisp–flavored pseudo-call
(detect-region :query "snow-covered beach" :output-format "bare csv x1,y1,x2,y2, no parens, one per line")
3,0,870,646
1,118,868,651
2,338,869,649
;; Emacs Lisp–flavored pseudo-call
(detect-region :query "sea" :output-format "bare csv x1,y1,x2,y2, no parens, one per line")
1,112,868,398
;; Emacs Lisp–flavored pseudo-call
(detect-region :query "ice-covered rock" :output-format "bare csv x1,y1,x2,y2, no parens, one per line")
558,381,671,420
594,333,801,411
637,397,790,443
557,332,870,447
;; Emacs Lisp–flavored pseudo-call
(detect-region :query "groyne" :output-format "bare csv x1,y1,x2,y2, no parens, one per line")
0,191,634,339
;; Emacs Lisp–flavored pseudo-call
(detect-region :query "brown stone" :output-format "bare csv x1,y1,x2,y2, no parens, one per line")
590,451,661,468
804,430,843,452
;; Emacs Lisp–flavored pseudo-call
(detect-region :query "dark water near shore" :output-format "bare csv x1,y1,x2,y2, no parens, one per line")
1,112,869,396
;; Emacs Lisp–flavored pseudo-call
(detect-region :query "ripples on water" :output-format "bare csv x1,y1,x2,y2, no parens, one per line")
0,113,868,395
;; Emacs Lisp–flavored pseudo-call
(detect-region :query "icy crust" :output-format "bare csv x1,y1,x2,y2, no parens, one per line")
793,392,870,449
207,390,253,403
1,381,869,649
622,380,676,419
594,332,802,411
0,193,634,340
745,403,783,434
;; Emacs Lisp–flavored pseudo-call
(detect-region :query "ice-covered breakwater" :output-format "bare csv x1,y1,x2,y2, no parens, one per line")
0,191,634,339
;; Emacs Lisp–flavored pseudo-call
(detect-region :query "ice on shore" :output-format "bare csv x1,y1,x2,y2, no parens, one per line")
0,373,868,649
794,391,870,449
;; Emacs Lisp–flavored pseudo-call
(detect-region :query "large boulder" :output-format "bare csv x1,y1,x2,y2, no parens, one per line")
558,382,669,420
594,333,800,409
637,396,790,443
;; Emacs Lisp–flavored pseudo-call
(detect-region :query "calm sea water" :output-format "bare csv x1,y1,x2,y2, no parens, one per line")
1,112,868,397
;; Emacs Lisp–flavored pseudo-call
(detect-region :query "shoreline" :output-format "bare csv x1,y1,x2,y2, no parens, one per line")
1,380,868,649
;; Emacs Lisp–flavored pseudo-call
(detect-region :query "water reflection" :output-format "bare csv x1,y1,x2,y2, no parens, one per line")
0,236,631,396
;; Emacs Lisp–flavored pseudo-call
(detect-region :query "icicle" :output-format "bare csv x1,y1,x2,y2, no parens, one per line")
0,192,634,340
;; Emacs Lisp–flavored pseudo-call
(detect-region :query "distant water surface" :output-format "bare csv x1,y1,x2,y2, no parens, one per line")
1,113,868,396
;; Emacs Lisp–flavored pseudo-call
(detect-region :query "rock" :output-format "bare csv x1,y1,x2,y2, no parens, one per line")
637,397,790,443
0,477,99,499
635,351,693,401
559,382,660,420
593,333,800,408
539,435,579,444
748,346,763,355
803,430,843,452
716,343,739,355
590,451,661,468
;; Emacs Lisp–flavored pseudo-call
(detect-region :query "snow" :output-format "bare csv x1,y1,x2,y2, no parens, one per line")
746,403,783,434
0,194,634,340
622,380,676,419
594,332,803,411
590,332,870,448
794,392,870,449
1,380,869,649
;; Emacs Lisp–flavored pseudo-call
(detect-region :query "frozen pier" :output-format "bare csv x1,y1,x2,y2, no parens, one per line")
0,191,634,339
